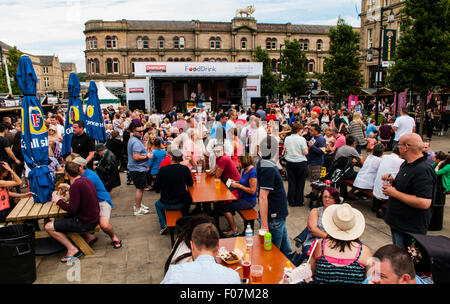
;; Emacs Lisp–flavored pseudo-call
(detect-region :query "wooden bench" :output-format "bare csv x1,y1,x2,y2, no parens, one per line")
342,180,387,216
237,208,259,236
6,197,99,255
165,210,183,247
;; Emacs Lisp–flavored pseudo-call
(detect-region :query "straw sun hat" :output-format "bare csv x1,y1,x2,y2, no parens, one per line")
322,203,365,241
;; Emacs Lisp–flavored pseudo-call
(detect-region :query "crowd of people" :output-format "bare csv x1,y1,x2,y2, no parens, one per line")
0,95,448,284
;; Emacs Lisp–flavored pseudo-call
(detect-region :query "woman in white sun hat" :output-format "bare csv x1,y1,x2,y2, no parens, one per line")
309,203,373,284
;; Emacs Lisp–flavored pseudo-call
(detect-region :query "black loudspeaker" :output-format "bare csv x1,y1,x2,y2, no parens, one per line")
156,90,166,98
251,97,267,109
128,100,146,112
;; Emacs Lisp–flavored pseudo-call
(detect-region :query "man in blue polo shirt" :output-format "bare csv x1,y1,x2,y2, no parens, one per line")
256,135,292,257
71,156,122,249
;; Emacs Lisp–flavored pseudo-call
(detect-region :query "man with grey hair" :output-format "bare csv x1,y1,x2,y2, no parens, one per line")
382,133,436,246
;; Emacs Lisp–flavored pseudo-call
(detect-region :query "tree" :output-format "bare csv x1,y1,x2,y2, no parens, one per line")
253,46,277,98
317,17,362,102
77,73,87,82
279,39,308,98
0,46,22,95
386,0,450,137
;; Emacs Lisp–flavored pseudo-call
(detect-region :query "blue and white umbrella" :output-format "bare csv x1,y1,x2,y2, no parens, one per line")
85,81,106,142
17,56,54,203
61,72,85,156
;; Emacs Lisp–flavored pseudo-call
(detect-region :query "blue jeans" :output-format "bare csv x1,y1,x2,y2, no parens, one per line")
391,228,405,247
155,199,190,229
268,218,292,257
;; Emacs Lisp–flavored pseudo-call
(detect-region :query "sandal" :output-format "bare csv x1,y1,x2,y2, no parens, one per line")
112,240,122,249
61,250,83,263
224,230,239,238
87,237,98,246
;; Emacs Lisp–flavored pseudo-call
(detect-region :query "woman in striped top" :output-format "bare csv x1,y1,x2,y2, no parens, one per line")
309,203,372,284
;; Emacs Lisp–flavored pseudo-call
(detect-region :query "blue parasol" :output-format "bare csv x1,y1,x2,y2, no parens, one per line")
85,81,106,142
17,56,54,203
62,72,85,156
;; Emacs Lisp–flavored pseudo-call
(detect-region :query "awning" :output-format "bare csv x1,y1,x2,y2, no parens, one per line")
359,87,393,96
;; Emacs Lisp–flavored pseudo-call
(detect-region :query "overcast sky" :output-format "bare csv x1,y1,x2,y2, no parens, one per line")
0,0,362,73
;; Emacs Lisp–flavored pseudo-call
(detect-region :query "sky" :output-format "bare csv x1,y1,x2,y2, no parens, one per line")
0,0,362,73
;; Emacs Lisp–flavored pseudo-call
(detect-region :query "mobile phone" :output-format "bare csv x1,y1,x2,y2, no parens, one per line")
240,278,249,284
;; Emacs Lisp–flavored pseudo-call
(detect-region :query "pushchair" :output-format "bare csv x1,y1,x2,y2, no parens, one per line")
404,233,450,284
307,155,359,209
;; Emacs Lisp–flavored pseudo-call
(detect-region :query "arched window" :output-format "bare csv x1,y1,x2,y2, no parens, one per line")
137,36,143,49
150,58,156,62
216,58,221,62
113,58,119,73
158,36,164,49
204,58,209,62
209,58,215,62
316,39,323,51
308,59,315,73
222,58,228,62
271,38,277,50
215,37,221,49
142,36,149,49
300,39,309,51
174,58,179,62
168,58,173,62
173,36,179,49
106,36,112,48
179,37,185,49
241,37,247,49
106,58,113,74
86,37,90,50
92,37,97,49
266,38,277,50
180,58,185,62
186,58,192,61
91,59,99,74
209,37,216,49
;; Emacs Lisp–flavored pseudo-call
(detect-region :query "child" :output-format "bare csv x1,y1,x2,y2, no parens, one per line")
105,124,113,139
366,132,378,153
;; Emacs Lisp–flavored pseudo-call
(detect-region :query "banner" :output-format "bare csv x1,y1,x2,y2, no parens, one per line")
62,73,85,156
397,89,409,112
383,29,397,62
348,95,358,109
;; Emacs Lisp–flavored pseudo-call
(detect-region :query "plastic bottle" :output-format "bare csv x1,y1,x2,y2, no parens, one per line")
279,261,293,284
245,224,253,237
263,231,272,251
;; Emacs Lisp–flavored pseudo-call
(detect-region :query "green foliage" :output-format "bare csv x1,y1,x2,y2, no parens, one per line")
253,46,277,98
77,72,86,82
279,39,308,98
318,17,362,101
0,46,22,95
387,0,450,93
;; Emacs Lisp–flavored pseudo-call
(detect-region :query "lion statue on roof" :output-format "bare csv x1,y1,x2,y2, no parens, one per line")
235,5,255,18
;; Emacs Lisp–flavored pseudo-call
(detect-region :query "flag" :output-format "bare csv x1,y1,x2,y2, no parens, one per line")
397,89,409,111
17,56,54,203
348,95,358,109
62,73,85,156
426,91,433,105
85,81,106,142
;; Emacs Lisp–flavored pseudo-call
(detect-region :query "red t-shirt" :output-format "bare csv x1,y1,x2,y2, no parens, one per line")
216,154,241,183
265,114,277,122
312,106,322,115
159,155,171,169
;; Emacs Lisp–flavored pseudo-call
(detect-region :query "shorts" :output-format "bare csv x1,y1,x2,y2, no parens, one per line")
129,171,147,189
99,201,112,219
53,217,98,233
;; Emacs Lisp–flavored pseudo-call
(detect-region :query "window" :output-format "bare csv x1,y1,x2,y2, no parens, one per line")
215,37,221,49
94,59,99,74
222,58,227,62
44,77,49,88
179,37,185,49
271,58,277,71
216,58,221,62
113,58,119,73
168,58,173,62
86,38,90,50
143,37,149,49
308,60,315,73
106,36,111,48
173,36,179,49
316,39,323,51
158,36,164,49
210,37,215,49
368,29,373,49
137,37,143,49
186,58,192,61
271,38,277,50
92,37,97,49
131,59,135,73
204,58,209,62
209,58,215,62
90,60,95,74
106,59,113,74
43,67,48,74
111,36,118,48
241,37,247,49
174,58,179,62
266,38,277,50
180,58,185,62
300,39,309,51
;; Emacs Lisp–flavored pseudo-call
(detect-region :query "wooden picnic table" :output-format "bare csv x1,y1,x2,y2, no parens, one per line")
217,236,294,284
5,197,98,255
189,172,238,203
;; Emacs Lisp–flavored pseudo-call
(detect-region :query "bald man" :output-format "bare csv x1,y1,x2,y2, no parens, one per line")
381,133,436,246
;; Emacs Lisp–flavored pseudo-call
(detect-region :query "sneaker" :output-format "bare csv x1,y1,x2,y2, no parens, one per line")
134,208,150,216
133,205,150,212
160,226,169,235
141,204,150,211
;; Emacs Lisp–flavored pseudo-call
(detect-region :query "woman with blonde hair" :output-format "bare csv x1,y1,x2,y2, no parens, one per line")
348,112,366,154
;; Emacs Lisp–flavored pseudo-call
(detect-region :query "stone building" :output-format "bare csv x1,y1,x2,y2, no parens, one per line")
359,0,404,88
83,17,336,85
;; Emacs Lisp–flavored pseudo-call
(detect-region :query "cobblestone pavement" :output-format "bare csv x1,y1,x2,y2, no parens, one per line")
34,134,450,284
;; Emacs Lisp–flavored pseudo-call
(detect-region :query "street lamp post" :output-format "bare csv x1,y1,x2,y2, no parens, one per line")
367,8,394,125
278,43,284,101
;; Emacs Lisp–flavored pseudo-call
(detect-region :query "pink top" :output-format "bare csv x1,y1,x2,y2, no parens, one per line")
366,138,377,149
334,134,346,150
322,239,365,268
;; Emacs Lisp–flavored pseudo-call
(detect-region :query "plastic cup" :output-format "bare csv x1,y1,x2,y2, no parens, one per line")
242,260,251,278
215,179,221,190
250,265,263,284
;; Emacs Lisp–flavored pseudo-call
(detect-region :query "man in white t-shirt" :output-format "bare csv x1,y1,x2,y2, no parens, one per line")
393,107,416,146
149,110,161,128
49,117,64,138
372,145,405,201
250,117,267,164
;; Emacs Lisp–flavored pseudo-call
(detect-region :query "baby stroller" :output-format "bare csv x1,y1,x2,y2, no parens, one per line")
307,156,359,209
404,233,450,284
